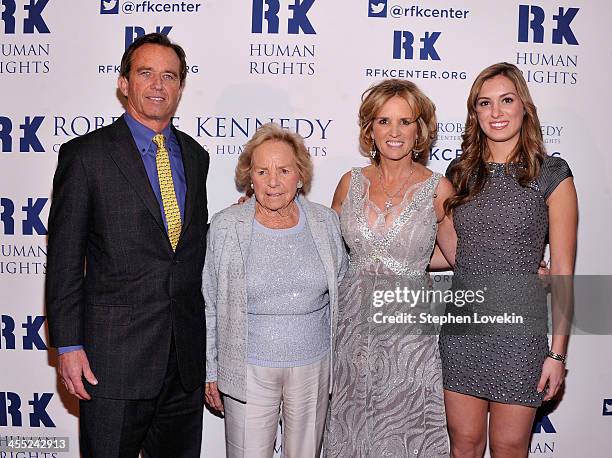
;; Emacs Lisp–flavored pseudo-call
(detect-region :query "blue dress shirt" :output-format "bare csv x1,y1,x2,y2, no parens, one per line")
124,112,186,226
58,113,186,355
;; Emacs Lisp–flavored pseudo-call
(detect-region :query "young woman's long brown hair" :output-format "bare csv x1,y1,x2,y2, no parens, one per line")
444,62,547,214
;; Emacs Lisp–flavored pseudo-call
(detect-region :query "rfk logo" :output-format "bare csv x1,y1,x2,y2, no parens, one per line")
532,415,556,433
0,197,48,235
0,116,45,153
251,0,315,35
518,5,579,45
0,392,55,427
1,315,47,350
393,31,441,61
125,25,173,50
0,0,50,34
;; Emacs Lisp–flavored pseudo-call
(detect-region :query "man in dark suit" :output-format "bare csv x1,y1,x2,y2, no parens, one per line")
46,33,208,457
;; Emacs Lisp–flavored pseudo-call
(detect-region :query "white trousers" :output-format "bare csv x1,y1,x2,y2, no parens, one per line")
223,357,330,458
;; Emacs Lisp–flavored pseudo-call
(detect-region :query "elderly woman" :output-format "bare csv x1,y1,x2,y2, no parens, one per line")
203,122,347,458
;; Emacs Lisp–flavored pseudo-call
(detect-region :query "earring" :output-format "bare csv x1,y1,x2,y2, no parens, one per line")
411,137,420,160
250,183,254,189
370,148,377,159
297,181,303,189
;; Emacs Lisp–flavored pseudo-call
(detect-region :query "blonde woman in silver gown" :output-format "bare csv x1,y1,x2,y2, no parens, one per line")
326,79,456,457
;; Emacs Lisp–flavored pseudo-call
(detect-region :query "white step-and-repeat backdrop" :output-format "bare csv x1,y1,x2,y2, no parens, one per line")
1,0,611,456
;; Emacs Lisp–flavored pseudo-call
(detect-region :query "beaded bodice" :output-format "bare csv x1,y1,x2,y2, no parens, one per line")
453,162,549,276
340,167,440,276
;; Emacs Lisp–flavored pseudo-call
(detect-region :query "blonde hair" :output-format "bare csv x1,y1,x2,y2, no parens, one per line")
444,62,546,214
235,123,313,197
358,79,437,165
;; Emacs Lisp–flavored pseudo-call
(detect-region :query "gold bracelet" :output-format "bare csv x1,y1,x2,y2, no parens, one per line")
547,350,567,364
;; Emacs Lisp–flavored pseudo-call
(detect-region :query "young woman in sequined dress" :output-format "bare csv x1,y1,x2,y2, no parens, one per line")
439,62,577,458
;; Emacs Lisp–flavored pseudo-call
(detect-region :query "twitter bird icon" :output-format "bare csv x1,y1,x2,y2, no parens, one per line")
368,0,387,18
603,399,612,416
100,0,120,15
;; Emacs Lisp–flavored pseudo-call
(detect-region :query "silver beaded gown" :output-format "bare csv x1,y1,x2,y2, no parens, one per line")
438,156,573,407
326,168,449,458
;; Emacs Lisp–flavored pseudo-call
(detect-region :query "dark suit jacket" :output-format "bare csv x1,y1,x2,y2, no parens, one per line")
46,115,209,400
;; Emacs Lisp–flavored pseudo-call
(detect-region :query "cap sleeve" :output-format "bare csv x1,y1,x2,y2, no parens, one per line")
537,156,573,200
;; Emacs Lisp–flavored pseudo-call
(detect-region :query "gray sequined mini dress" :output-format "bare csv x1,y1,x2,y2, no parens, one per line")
438,156,572,407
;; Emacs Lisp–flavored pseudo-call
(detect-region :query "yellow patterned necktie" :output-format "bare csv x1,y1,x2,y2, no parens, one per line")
152,134,182,251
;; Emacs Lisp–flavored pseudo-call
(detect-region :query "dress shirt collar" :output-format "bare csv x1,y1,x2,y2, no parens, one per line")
123,112,178,157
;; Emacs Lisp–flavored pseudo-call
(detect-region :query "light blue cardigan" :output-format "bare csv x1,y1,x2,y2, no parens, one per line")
203,195,348,402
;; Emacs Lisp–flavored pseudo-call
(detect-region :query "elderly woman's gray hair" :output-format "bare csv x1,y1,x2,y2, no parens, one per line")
235,122,313,197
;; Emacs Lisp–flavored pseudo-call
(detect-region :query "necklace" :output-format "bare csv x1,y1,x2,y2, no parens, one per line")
377,166,415,210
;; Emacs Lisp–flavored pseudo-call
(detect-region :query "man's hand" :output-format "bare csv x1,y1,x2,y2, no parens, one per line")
58,349,98,400
204,381,224,412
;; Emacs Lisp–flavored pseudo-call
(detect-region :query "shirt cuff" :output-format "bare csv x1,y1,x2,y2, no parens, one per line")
57,345,83,355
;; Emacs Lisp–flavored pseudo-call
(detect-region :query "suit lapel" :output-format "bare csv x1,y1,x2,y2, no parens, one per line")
107,117,166,233
174,129,199,238
300,196,339,354
300,196,336,301
235,198,256,270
